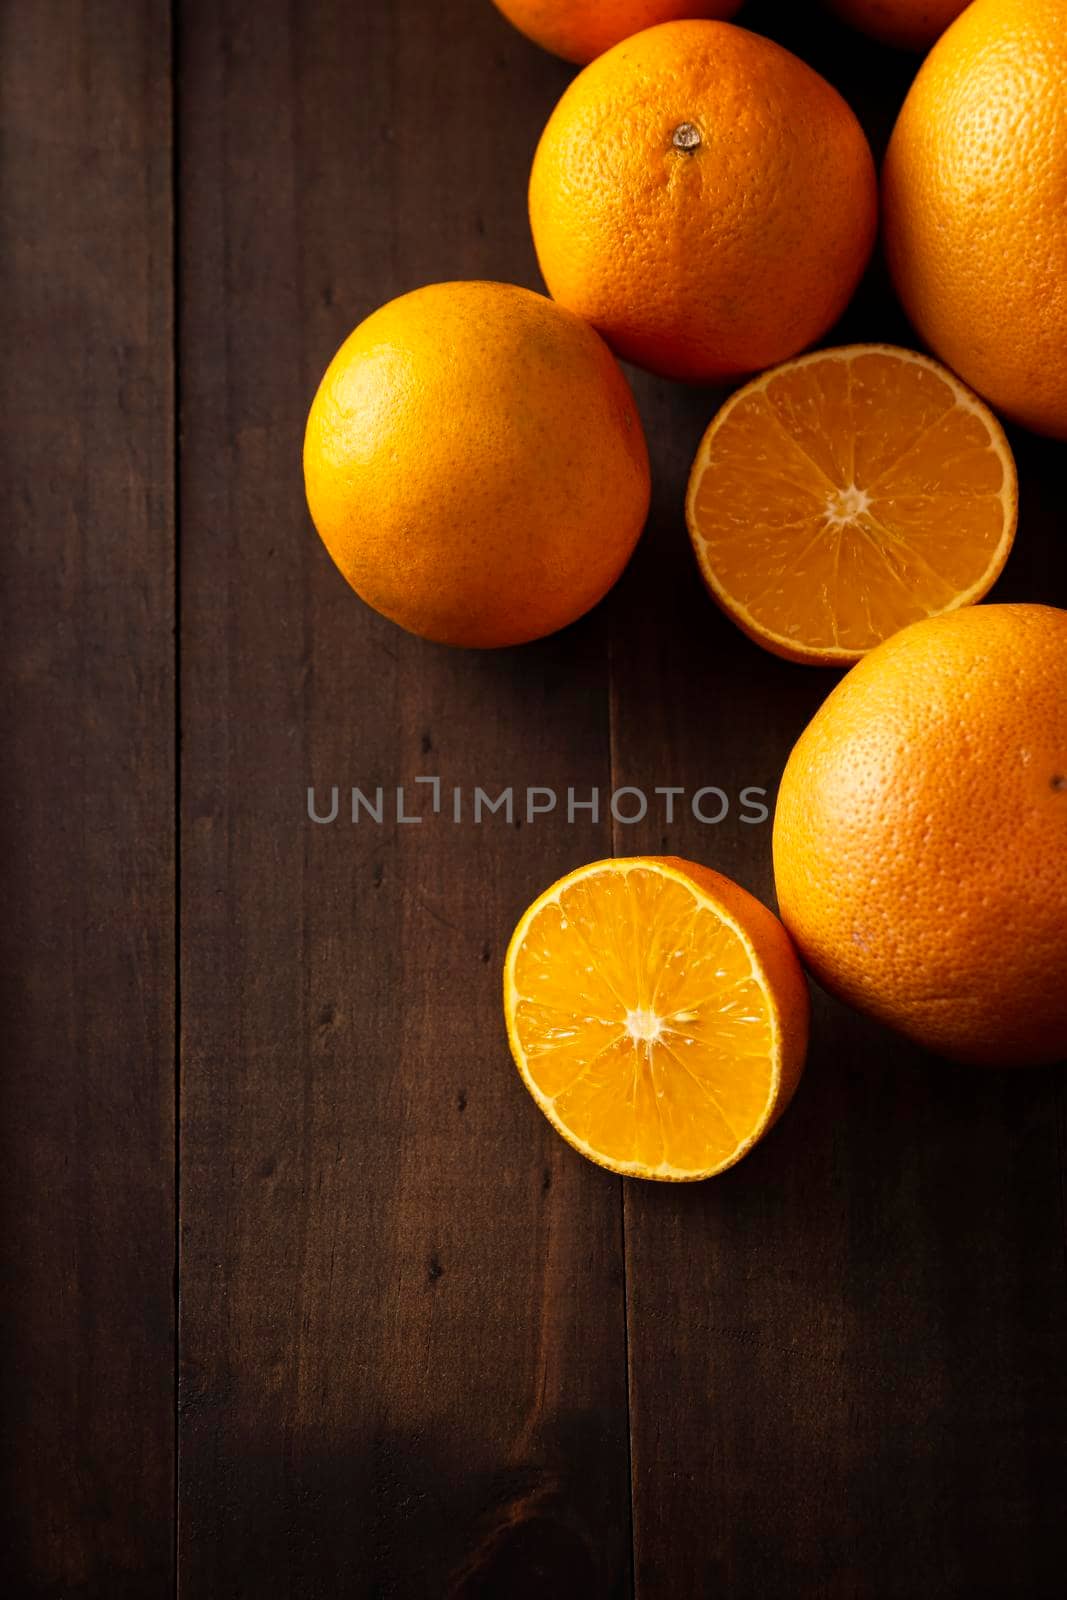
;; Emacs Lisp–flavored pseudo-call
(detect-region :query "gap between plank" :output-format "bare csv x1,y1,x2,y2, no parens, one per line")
608,631,639,1600
170,0,182,1592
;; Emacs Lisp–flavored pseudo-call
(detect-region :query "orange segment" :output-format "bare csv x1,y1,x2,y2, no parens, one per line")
503,857,809,1180
685,344,1018,665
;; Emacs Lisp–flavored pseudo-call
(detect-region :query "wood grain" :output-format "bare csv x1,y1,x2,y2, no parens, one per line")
615,7,1067,1595
176,4,629,1594
5,0,1065,1593
0,2,175,1593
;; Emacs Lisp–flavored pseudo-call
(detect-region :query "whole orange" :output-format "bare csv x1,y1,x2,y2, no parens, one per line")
491,0,743,64
773,604,1067,1067
528,20,877,383
303,281,650,648
824,0,969,50
883,0,1067,438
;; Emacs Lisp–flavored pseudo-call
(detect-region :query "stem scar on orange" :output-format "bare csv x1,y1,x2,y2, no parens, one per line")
528,20,878,383
503,857,810,1180
686,345,1017,665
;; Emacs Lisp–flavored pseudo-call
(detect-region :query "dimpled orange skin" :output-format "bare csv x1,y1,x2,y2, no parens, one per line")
883,0,1067,438
491,0,743,64
773,605,1067,1067
303,281,650,648
825,0,969,51
528,20,878,383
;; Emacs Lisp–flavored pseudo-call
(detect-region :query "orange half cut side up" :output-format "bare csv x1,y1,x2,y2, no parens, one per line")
686,344,1017,665
503,857,809,1180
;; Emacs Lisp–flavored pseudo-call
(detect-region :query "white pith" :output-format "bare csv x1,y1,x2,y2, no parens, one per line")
685,343,1018,665
825,483,871,527
625,1006,664,1044
503,858,784,1183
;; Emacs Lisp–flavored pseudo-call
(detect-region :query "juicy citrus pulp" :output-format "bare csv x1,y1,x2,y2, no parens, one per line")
685,345,1017,665
503,858,809,1180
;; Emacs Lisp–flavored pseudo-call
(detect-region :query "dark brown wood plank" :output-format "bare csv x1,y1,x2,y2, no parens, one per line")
176,4,629,1594
0,2,175,1593
616,5,1067,1595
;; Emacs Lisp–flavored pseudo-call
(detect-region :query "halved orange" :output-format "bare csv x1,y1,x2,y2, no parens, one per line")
503,857,809,1180
686,344,1018,665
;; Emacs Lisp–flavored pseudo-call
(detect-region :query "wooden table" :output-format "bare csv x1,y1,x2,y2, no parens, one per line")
4,2,1065,1594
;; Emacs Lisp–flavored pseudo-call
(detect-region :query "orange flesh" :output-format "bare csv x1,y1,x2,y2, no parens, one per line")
506,864,778,1176
687,346,1016,663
